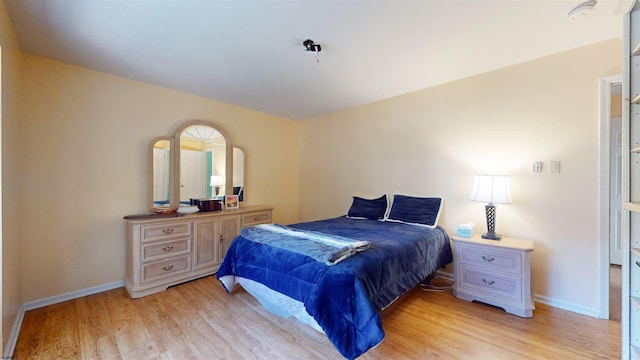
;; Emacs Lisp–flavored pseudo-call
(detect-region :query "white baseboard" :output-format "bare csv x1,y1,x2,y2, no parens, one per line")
533,293,600,318
435,269,454,281
22,280,124,311
3,280,124,359
4,305,25,360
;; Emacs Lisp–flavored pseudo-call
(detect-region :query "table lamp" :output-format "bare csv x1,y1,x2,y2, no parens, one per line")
469,175,511,240
210,175,224,196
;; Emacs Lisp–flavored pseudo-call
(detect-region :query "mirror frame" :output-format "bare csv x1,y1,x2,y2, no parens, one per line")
233,146,246,202
148,136,174,210
173,120,233,208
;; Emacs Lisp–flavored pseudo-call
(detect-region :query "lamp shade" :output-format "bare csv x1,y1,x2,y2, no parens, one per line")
469,175,512,204
210,175,224,186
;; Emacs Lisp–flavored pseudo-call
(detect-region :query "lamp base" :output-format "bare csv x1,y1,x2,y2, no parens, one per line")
482,204,501,240
481,232,502,241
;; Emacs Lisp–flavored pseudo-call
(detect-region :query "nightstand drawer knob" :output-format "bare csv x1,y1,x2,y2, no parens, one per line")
162,265,174,271
482,256,495,262
162,246,174,252
482,278,495,286
162,228,174,234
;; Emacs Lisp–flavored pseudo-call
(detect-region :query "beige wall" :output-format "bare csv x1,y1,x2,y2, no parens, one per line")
17,55,299,303
299,39,622,313
612,93,622,118
0,1,22,351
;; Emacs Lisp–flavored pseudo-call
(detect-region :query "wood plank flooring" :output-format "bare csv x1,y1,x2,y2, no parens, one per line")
13,275,620,359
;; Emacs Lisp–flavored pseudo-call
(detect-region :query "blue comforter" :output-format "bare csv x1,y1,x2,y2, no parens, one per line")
217,216,452,359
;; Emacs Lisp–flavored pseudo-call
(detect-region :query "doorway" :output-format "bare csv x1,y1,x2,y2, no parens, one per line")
610,83,623,266
600,76,623,320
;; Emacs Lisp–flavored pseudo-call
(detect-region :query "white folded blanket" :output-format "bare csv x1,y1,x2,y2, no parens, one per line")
240,224,371,265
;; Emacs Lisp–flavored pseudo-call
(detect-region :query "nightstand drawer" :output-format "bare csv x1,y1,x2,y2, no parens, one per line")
459,267,522,301
141,221,192,242
142,238,191,262
459,243,522,275
142,255,191,284
242,211,272,226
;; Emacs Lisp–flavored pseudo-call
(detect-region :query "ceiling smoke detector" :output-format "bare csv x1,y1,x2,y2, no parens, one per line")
567,0,598,20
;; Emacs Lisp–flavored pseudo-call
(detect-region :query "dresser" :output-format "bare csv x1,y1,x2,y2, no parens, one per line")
124,205,272,298
452,235,534,318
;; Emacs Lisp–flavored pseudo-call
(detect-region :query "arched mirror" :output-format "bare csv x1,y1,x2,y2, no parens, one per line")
149,120,242,210
233,146,246,202
175,120,232,206
149,136,173,210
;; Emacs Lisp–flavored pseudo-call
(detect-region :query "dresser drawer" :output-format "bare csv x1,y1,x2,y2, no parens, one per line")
458,266,522,301
242,211,272,226
141,238,191,262
458,243,522,275
141,221,192,242
142,255,191,284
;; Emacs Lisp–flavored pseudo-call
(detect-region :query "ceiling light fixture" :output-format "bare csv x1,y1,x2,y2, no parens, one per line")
303,39,322,63
303,39,322,52
567,0,598,20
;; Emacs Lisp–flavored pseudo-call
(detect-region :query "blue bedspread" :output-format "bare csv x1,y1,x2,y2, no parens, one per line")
217,216,452,359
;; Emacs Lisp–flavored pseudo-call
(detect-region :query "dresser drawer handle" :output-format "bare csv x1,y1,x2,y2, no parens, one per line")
162,246,174,252
482,256,495,262
162,228,174,234
482,278,495,286
254,217,260,221
162,265,174,271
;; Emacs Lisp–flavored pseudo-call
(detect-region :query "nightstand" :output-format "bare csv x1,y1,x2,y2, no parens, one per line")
451,234,534,318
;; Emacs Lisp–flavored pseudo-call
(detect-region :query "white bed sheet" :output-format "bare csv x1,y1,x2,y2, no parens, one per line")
234,276,324,332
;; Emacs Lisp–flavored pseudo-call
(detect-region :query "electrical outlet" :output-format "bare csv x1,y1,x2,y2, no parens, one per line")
6,296,19,315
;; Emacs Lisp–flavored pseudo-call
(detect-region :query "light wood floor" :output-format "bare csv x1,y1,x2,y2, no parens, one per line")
610,264,622,321
14,275,620,359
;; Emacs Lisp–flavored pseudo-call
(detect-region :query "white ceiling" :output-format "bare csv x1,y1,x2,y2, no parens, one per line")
5,0,629,120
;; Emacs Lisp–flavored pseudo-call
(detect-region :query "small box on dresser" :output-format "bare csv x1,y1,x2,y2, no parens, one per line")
451,234,534,318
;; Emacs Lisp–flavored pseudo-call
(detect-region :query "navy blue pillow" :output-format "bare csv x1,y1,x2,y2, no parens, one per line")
385,195,442,228
347,195,388,220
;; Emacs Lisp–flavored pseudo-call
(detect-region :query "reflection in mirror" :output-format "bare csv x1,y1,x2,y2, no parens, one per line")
179,124,226,204
233,147,245,202
150,137,173,210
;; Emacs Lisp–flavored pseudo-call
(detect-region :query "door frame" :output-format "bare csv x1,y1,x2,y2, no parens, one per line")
599,75,622,319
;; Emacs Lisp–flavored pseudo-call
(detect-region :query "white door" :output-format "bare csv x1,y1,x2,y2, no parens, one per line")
610,118,623,265
180,150,205,203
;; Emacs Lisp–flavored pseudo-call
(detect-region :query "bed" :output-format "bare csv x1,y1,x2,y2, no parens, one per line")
217,195,453,359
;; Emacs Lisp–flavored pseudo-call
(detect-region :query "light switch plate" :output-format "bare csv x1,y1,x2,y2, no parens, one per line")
532,162,543,173
550,161,560,174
